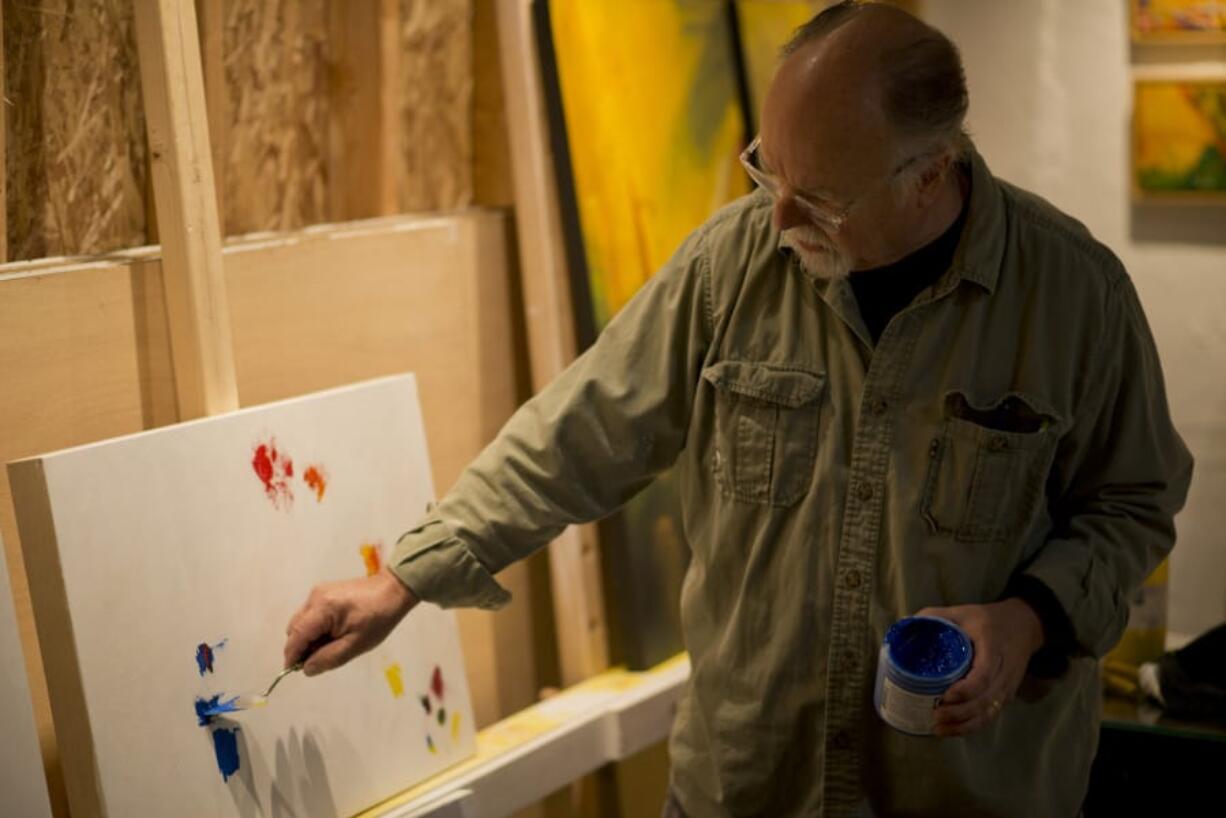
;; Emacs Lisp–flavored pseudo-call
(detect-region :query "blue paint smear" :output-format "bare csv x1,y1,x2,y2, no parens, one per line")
195,694,240,726
885,618,970,678
211,727,241,781
195,639,228,675
196,644,214,675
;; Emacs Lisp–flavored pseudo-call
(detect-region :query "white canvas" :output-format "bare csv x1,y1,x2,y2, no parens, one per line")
0,536,55,818
10,375,475,817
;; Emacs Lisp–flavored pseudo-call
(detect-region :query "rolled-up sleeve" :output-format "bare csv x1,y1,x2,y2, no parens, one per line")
390,230,716,609
1023,273,1193,658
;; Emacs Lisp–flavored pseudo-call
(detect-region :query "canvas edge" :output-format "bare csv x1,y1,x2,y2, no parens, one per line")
8,457,108,818
7,372,422,466
0,530,55,818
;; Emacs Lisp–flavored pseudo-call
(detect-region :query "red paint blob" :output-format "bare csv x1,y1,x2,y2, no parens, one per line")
251,439,294,509
431,666,445,701
252,446,273,487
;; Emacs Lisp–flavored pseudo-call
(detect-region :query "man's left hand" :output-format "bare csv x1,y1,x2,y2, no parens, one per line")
916,599,1045,738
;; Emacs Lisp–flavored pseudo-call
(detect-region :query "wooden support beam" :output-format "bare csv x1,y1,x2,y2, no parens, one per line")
495,0,609,687
0,0,6,265
328,0,402,221
195,0,226,229
134,0,238,419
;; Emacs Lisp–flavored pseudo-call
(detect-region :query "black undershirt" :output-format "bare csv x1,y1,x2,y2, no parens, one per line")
847,198,969,344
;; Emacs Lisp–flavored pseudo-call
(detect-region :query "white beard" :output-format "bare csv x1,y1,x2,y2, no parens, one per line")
779,226,852,281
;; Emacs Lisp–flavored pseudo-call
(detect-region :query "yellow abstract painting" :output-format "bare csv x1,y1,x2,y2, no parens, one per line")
1131,0,1226,42
1134,80,1226,197
545,0,748,331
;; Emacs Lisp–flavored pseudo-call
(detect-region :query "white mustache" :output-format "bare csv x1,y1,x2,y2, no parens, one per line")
779,227,835,254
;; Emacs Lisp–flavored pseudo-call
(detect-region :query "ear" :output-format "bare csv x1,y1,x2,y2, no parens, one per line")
914,152,954,208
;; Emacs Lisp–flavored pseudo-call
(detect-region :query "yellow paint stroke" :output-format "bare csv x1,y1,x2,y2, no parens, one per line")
550,2,749,329
451,710,462,741
360,543,382,577
384,663,405,698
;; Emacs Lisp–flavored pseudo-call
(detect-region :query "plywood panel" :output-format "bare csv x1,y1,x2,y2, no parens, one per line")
0,210,536,809
3,0,149,260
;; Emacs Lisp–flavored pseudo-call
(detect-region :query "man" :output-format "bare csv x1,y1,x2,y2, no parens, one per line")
284,2,1193,815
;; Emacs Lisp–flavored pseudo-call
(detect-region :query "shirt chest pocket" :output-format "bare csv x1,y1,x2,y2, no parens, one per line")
921,391,1063,543
701,361,826,507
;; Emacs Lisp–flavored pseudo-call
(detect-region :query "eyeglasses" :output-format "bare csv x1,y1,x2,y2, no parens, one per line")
739,135,924,232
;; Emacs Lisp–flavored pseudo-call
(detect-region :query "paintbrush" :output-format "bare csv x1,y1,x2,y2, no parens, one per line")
199,638,329,719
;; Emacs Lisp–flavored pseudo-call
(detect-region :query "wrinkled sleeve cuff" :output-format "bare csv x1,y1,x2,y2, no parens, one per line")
390,519,512,611
1006,573,1074,678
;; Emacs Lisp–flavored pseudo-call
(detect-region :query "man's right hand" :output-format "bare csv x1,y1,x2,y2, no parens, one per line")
283,567,419,676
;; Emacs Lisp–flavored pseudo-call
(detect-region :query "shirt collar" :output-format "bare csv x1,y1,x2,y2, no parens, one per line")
947,148,1006,295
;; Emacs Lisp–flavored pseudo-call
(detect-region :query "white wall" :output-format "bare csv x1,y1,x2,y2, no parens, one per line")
923,0,1226,639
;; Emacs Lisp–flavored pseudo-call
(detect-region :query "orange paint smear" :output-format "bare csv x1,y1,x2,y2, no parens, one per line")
360,543,382,577
303,465,327,502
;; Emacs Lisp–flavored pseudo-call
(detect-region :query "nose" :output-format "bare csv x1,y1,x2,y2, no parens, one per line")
772,192,809,233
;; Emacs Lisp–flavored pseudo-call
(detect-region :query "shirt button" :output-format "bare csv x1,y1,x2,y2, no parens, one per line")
929,438,940,457
870,398,888,416
833,730,852,750
843,570,862,589
856,482,874,502
989,435,1009,452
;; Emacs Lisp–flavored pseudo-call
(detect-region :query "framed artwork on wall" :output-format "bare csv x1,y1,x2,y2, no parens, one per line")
1133,78,1226,200
1131,1,1226,44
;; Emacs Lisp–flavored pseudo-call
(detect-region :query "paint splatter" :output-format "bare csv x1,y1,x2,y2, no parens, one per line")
304,465,327,502
360,543,382,577
251,439,294,509
419,694,432,715
196,643,215,675
195,694,240,726
451,711,462,741
195,639,227,675
385,663,405,698
437,707,446,726
211,727,241,781
431,666,445,701
426,734,437,754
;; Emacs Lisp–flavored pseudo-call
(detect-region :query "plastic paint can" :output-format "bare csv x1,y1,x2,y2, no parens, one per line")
873,615,974,736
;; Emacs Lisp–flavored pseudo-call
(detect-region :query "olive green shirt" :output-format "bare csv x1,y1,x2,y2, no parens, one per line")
391,151,1193,817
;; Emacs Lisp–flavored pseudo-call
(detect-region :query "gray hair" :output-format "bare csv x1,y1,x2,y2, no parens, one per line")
781,1,973,165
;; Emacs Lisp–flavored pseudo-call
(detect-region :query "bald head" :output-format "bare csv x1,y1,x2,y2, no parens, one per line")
766,1,969,167
756,2,971,274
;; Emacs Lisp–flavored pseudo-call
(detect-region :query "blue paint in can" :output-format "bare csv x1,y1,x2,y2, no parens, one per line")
873,616,973,735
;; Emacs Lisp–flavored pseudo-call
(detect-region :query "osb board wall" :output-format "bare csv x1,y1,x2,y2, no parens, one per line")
399,0,474,211
2,0,482,258
220,0,330,234
3,0,149,261
221,0,476,233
